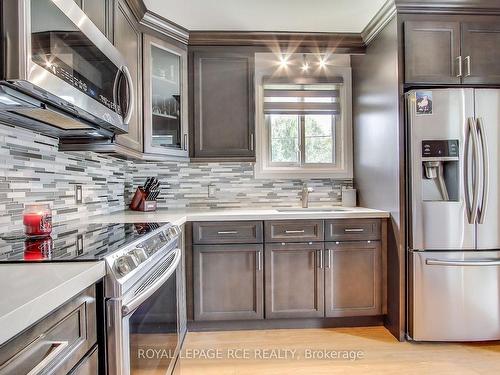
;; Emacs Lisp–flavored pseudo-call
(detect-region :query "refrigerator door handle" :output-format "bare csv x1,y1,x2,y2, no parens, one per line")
466,117,480,224
426,258,500,267
477,117,489,224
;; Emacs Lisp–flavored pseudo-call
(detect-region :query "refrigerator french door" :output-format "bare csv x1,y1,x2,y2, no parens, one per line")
408,88,500,341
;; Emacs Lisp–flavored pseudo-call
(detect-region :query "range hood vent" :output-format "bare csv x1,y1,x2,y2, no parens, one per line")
0,82,114,140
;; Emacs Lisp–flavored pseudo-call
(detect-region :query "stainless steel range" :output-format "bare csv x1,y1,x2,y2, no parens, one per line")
103,223,183,375
0,221,185,374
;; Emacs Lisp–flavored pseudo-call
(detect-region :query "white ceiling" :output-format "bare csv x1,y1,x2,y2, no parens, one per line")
143,0,387,33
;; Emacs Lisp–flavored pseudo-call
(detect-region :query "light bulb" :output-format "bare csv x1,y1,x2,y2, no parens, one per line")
301,55,309,72
319,56,327,69
279,55,289,68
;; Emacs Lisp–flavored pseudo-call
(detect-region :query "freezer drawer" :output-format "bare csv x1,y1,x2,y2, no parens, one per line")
410,250,500,341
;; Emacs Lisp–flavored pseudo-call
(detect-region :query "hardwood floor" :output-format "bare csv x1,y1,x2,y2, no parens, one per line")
175,327,500,374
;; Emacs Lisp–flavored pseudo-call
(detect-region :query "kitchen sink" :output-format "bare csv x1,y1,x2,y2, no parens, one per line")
276,207,351,212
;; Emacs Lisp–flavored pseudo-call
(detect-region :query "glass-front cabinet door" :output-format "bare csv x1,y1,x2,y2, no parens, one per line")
144,34,188,157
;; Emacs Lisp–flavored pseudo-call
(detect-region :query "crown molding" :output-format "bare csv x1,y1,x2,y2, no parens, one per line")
188,31,365,53
361,0,397,46
126,0,500,50
395,0,500,14
125,0,189,44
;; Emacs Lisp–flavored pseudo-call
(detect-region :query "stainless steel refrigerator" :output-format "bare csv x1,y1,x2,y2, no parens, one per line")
407,88,500,341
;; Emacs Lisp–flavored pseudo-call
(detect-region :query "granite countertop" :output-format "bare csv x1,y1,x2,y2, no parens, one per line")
87,206,390,226
0,262,105,345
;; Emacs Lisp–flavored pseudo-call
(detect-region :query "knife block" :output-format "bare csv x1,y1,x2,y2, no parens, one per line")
129,187,157,212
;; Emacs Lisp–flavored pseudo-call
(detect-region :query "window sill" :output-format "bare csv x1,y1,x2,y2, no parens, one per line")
254,166,353,180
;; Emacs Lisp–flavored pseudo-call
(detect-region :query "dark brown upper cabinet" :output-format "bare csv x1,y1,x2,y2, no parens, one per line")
113,0,143,152
74,0,113,40
461,21,500,85
404,21,461,85
405,17,500,85
191,50,255,160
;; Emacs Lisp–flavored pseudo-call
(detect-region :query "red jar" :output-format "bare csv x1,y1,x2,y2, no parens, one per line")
23,204,52,237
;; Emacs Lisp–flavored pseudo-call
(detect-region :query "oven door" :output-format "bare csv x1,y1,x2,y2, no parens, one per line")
3,0,133,132
107,248,181,375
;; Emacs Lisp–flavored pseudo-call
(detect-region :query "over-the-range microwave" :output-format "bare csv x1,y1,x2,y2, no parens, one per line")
0,0,134,140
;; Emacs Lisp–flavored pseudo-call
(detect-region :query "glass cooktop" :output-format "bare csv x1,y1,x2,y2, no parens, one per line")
0,222,168,263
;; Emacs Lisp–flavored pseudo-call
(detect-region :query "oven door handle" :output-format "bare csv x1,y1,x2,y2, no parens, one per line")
121,248,181,317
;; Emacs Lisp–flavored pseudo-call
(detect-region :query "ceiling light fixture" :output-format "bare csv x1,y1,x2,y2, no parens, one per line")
301,55,310,72
279,54,289,68
319,55,327,69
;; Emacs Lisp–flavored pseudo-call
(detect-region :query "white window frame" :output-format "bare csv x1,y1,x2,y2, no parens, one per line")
255,67,353,179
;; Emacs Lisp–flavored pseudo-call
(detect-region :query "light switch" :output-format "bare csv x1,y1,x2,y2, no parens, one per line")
208,184,216,198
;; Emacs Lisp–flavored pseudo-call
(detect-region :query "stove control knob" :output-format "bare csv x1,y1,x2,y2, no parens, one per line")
114,255,136,276
168,226,179,238
130,247,148,263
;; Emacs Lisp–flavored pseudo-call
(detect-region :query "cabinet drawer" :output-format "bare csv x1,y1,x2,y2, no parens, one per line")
69,346,98,375
0,286,97,375
325,219,381,241
265,220,323,242
193,221,263,244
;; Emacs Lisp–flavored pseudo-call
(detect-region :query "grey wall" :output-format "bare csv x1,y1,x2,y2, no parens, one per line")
0,123,352,232
352,17,405,341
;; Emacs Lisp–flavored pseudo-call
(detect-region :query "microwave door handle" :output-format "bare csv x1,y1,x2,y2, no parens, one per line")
121,66,135,125
477,117,489,224
112,70,121,111
121,248,181,316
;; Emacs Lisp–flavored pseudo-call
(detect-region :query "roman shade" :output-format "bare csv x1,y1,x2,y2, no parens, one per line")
263,78,342,115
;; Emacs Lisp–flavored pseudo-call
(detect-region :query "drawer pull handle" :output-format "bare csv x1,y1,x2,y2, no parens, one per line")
285,230,305,234
217,231,238,235
344,228,364,233
27,341,69,375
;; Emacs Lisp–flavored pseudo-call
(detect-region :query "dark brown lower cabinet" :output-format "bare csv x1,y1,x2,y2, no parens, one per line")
265,242,324,319
193,244,263,321
325,241,382,317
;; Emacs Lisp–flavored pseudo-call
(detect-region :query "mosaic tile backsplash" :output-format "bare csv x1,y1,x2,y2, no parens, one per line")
0,124,130,232
0,123,352,230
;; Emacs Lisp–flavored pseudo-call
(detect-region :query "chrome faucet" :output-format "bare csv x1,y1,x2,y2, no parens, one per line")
301,184,314,208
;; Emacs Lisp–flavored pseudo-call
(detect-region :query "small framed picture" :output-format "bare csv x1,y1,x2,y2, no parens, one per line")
416,91,433,116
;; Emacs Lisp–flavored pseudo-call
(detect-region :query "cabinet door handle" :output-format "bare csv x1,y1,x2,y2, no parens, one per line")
344,228,364,232
318,249,323,269
465,56,471,77
326,249,332,269
183,134,188,151
257,250,262,271
285,230,305,234
217,231,238,235
250,133,254,151
456,56,462,77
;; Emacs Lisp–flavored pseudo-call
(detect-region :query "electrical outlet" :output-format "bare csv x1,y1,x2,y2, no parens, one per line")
75,184,83,204
208,184,216,198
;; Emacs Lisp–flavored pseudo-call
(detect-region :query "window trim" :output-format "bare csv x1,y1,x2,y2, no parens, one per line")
255,67,353,179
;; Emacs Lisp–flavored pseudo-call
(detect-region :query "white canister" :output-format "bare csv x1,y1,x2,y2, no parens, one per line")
342,188,357,207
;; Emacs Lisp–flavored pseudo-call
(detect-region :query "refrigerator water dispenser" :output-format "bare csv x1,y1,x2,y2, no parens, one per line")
421,140,459,202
